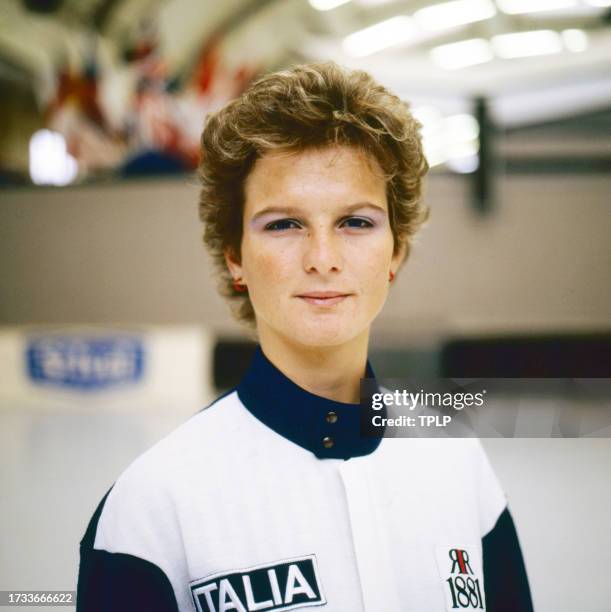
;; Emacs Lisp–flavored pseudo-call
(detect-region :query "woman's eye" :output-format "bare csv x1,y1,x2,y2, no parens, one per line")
342,217,374,229
264,219,301,231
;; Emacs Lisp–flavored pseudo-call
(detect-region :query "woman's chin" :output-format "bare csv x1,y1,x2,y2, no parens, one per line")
287,320,364,349
256,303,371,349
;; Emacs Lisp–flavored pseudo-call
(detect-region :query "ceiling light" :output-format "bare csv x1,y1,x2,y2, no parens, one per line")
412,106,444,128
414,0,496,31
446,154,479,173
420,112,480,170
446,141,480,161
561,29,588,52
423,145,447,168
445,114,480,142
309,0,351,11
491,30,563,58
496,0,577,15
430,38,494,69
356,0,396,6
29,130,78,186
342,16,417,57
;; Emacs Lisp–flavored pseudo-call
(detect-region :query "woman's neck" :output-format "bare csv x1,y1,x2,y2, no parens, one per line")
257,328,370,404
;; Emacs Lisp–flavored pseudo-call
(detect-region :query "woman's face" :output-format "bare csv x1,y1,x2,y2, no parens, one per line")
226,145,403,349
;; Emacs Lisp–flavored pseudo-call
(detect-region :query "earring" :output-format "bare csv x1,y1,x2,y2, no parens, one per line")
232,279,247,292
388,271,395,283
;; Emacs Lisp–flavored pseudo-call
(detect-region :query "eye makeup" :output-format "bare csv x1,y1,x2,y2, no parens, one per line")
339,216,375,229
264,219,302,231
262,216,378,232
250,203,387,232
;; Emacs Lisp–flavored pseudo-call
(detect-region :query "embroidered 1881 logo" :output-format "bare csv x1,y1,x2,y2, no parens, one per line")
435,545,485,610
190,554,326,612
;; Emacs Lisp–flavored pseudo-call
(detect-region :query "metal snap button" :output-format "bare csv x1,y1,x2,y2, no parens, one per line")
322,436,334,449
326,411,338,424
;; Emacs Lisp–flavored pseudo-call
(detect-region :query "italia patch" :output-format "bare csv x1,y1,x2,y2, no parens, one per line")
190,554,326,612
435,545,486,610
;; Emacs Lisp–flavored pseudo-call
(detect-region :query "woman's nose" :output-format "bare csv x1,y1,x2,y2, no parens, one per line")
302,229,343,274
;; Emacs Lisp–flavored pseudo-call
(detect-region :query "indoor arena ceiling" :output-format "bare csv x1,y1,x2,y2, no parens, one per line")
1,0,610,125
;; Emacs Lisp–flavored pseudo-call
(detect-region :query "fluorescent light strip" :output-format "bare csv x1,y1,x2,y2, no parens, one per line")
412,106,444,127
29,130,78,186
423,144,448,167
420,111,480,171
446,141,480,161
561,29,588,52
491,30,563,58
342,16,417,57
309,0,351,11
430,38,494,70
444,114,480,141
446,155,480,174
414,0,496,31
356,0,396,6
496,0,577,15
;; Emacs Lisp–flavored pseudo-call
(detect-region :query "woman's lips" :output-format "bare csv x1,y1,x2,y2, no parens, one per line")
296,293,351,307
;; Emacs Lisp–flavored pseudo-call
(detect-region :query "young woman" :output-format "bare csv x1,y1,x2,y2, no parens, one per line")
77,62,533,612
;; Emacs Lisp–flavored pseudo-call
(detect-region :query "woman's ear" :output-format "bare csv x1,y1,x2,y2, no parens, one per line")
390,241,408,275
224,247,244,281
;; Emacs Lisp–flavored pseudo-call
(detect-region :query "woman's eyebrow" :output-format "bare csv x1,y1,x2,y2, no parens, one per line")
251,206,302,222
251,202,387,222
343,202,387,215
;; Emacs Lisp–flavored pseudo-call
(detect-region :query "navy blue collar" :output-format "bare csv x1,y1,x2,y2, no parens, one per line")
236,345,384,460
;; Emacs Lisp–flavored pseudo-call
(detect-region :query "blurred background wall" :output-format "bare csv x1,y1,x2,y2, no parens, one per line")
1,0,610,611
1,174,609,336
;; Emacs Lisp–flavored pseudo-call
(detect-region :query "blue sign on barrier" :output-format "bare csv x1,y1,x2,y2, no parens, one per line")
26,335,145,390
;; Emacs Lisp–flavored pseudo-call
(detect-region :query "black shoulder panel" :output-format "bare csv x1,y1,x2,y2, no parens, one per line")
79,487,113,549
77,489,180,612
482,507,534,612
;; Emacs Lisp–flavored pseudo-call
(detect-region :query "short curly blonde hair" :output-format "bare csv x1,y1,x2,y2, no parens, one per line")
198,61,429,327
